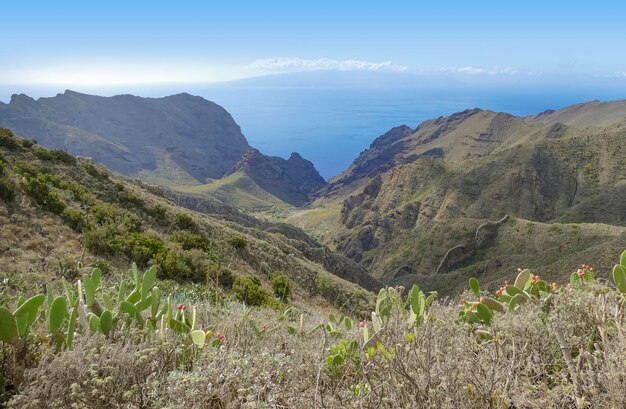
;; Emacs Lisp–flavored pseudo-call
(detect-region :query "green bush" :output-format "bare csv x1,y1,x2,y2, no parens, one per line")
13,161,44,178
20,138,36,148
171,231,210,252
61,181,94,204
158,247,207,281
0,178,16,203
33,146,76,164
125,232,166,266
174,212,197,231
61,208,90,232
91,202,119,224
218,268,235,290
233,276,268,306
93,258,113,275
83,225,126,256
21,175,66,214
271,273,292,302
83,162,108,179
0,128,20,150
117,189,145,208
228,236,247,249
148,204,168,220
83,226,165,267
91,202,142,232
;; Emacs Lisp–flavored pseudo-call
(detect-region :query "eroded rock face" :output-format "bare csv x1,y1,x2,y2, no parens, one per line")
226,149,327,206
340,225,379,262
340,175,382,227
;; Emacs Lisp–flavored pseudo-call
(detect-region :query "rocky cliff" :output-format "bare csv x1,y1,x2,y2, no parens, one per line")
225,149,327,206
0,90,251,183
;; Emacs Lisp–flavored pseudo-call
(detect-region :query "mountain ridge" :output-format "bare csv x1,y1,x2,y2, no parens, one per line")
291,98,626,292
0,90,329,208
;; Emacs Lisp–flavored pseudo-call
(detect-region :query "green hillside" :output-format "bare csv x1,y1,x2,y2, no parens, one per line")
290,101,626,294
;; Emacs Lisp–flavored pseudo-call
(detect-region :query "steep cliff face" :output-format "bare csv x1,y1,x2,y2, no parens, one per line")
224,149,327,206
0,91,251,183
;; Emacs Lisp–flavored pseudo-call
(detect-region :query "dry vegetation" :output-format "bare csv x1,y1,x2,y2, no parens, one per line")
3,250,626,408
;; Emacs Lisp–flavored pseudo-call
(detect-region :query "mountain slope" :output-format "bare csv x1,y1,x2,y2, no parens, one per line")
291,99,626,292
0,128,380,315
0,90,251,183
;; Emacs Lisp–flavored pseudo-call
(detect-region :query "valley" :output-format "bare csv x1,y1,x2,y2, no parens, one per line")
3,92,625,297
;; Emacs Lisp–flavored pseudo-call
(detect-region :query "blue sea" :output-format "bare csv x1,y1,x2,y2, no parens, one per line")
3,83,626,179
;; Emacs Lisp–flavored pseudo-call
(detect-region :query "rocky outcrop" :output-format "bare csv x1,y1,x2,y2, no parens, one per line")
321,126,414,196
340,175,382,227
226,149,327,206
339,225,378,262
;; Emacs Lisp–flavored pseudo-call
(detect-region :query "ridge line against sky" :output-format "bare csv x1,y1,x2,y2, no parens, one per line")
2,1,626,86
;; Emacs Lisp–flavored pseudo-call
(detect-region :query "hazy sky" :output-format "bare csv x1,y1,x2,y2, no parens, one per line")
2,1,626,86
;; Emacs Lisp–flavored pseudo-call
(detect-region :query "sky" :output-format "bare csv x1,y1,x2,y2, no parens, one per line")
2,1,626,87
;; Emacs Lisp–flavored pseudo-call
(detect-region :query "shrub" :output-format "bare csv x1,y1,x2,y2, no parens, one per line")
218,268,235,290
20,138,36,148
83,162,108,179
148,204,168,220
21,176,66,214
61,207,90,232
61,181,93,204
271,273,292,302
91,202,142,232
117,189,145,208
233,276,268,306
125,232,166,266
228,236,247,249
10,336,177,409
83,225,126,256
0,178,16,203
158,247,207,281
33,146,76,164
22,176,54,203
91,202,119,224
173,212,197,231
171,231,210,252
0,128,20,150
93,258,113,275
13,161,44,178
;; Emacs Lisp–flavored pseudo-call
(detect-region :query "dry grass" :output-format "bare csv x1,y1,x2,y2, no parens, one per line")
7,281,626,408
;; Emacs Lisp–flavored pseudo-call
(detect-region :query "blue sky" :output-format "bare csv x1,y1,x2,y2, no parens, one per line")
2,1,626,85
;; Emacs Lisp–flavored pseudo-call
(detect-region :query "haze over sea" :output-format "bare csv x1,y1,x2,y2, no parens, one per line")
3,80,626,180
